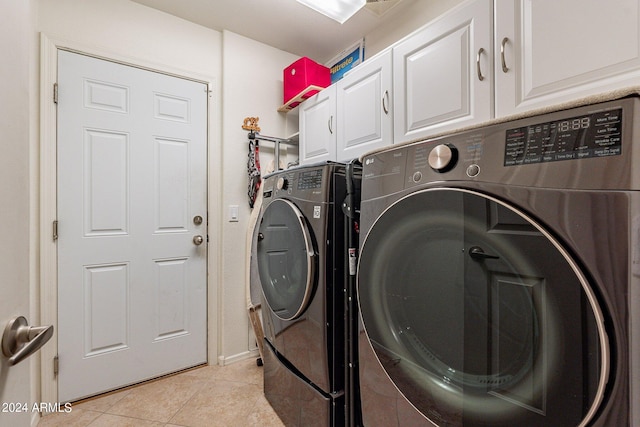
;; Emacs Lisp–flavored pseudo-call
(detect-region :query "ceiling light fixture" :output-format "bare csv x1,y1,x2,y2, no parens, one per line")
296,0,366,24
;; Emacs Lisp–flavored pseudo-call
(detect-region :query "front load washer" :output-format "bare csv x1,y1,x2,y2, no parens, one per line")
356,97,640,426
258,162,361,427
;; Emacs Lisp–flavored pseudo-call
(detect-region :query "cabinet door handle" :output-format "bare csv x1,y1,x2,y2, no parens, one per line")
328,116,334,134
500,37,510,73
382,90,389,115
476,47,485,81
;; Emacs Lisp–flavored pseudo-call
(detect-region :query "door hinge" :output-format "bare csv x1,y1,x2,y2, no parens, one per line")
53,220,58,241
53,83,58,104
53,355,59,376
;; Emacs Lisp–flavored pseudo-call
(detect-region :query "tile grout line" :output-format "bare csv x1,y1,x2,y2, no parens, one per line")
165,372,214,426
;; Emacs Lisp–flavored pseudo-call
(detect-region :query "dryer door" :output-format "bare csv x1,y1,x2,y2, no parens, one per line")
258,199,316,321
358,188,609,427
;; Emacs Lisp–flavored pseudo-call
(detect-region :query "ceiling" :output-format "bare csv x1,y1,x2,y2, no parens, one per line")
132,0,415,63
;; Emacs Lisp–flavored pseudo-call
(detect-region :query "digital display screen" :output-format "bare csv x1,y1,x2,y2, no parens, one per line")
297,169,323,190
504,108,622,166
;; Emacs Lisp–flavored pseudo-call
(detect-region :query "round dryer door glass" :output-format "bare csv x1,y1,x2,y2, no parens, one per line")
358,188,608,427
258,199,316,321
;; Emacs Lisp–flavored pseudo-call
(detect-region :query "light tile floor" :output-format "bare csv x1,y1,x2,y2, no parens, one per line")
37,358,285,427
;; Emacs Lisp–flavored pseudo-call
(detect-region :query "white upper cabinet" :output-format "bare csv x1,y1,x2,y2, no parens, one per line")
336,49,393,161
495,0,640,116
393,0,492,144
299,85,337,165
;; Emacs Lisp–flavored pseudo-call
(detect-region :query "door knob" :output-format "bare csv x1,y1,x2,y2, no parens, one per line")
193,235,204,245
2,316,54,366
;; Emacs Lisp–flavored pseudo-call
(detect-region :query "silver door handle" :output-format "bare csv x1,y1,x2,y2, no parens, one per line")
193,235,204,245
382,90,389,115
328,116,334,134
500,37,510,73
2,316,54,366
476,48,485,81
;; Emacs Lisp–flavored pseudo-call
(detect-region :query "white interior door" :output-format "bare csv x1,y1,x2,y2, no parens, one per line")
0,3,32,424
57,50,208,402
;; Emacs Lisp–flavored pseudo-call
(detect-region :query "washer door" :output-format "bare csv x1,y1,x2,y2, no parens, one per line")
258,199,316,321
358,188,608,427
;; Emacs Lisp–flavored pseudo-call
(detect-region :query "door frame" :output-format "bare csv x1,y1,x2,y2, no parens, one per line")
39,33,221,404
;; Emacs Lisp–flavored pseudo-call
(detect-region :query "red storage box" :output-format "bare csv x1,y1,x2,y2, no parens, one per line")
283,57,330,108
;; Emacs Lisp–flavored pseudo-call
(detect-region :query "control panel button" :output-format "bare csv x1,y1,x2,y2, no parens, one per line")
466,164,480,177
412,171,423,183
428,144,458,172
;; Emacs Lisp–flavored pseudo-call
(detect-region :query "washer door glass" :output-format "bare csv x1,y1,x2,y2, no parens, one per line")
258,199,316,321
358,188,608,427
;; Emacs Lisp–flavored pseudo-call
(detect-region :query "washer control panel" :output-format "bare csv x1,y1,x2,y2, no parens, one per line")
297,168,323,190
362,97,637,195
504,108,622,166
262,166,328,201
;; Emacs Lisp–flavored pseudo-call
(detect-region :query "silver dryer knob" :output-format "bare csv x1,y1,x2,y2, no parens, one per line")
276,176,288,190
428,144,458,172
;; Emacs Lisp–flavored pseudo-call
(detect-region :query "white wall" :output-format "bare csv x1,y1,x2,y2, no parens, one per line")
0,0,37,425
37,0,221,77
220,30,298,362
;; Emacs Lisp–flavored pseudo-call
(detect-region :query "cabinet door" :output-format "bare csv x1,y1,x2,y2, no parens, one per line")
393,0,492,144
337,50,393,161
496,0,640,116
299,85,337,165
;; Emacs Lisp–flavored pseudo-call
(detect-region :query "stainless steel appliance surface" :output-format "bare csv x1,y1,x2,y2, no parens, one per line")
356,97,640,426
258,162,361,427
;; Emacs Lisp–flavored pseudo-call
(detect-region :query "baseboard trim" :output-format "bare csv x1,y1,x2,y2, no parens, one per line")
217,349,260,366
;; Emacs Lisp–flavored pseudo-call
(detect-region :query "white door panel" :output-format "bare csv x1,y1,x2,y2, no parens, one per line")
525,1,639,92
405,26,468,128
299,85,337,165
337,49,392,161
393,0,492,143
0,4,32,424
341,73,381,144
495,0,640,115
57,50,207,402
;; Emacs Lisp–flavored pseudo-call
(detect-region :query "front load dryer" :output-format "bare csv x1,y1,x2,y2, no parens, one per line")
356,96,640,426
258,162,361,427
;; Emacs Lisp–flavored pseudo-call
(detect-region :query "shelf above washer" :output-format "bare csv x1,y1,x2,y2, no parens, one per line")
278,85,326,112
